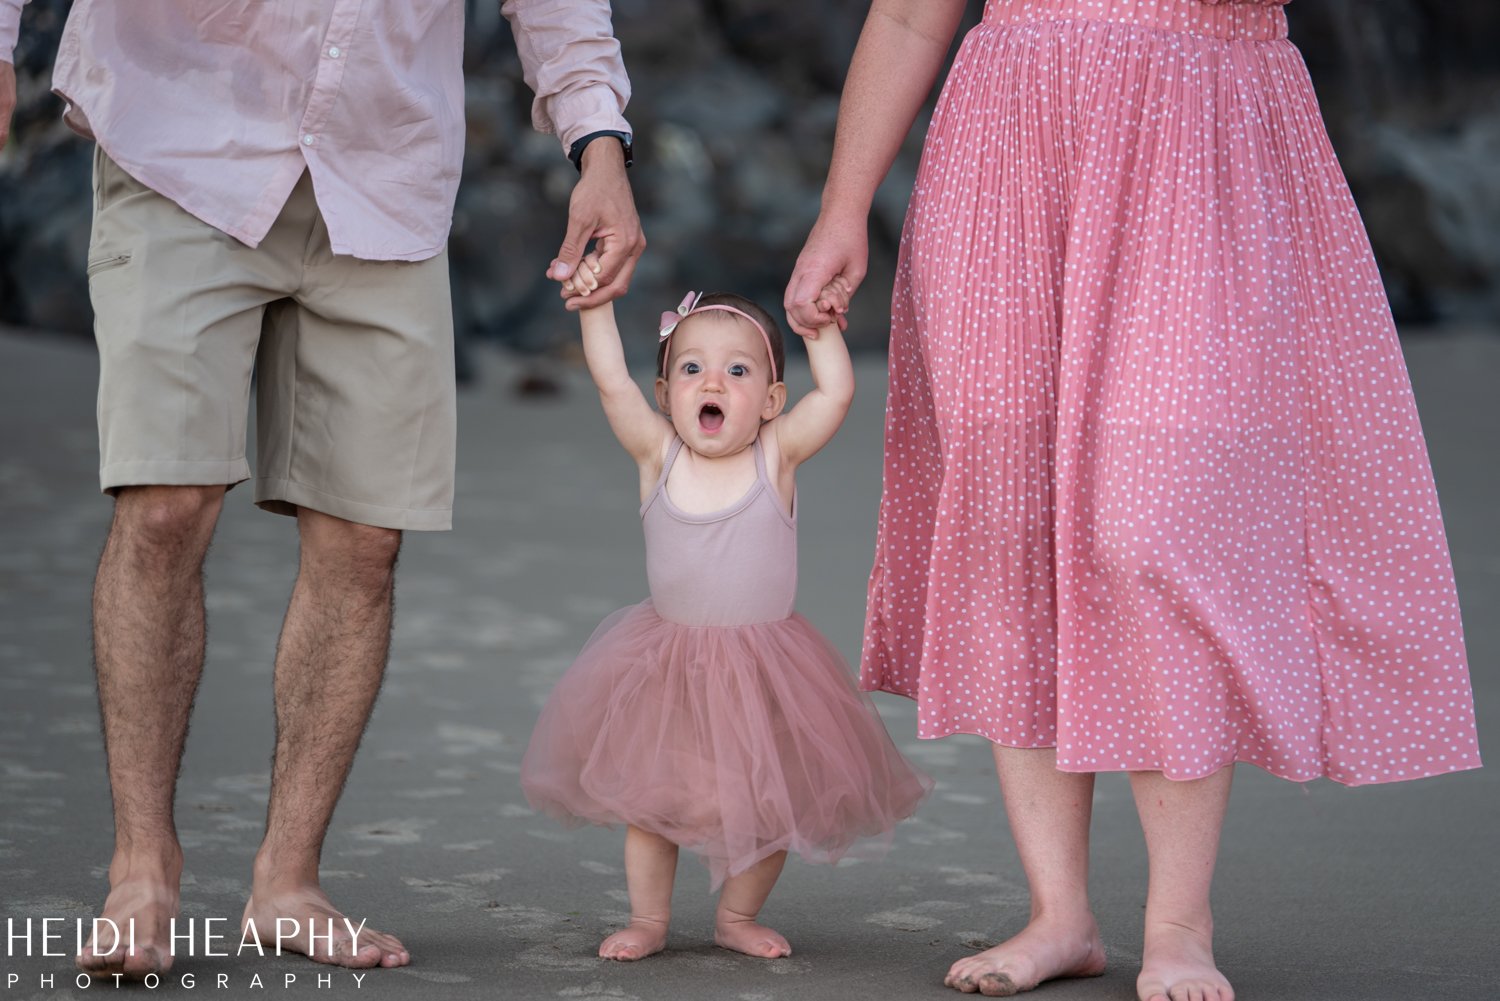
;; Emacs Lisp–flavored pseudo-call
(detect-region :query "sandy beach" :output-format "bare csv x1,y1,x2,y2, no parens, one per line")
0,325,1495,1001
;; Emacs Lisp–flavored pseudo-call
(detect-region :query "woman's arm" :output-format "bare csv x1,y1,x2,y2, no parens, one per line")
784,0,968,337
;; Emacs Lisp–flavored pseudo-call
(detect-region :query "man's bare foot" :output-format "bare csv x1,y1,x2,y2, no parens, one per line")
76,858,181,980
944,914,1106,996
1137,920,1232,1001
241,881,409,969
598,919,668,961
714,916,791,959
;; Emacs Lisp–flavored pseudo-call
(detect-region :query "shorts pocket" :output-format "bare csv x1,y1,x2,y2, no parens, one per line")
87,253,133,276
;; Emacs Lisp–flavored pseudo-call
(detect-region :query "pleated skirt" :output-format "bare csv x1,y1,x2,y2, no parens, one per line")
861,0,1482,784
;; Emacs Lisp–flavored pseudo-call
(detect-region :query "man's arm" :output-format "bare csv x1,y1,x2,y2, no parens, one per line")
501,0,645,309
0,0,27,151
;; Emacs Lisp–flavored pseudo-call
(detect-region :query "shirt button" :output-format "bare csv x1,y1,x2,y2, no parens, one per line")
327,46,341,58
302,134,316,146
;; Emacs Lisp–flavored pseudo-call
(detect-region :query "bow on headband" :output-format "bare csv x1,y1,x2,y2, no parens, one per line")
658,292,703,340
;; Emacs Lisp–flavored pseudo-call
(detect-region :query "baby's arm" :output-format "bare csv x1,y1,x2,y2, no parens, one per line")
578,302,672,464
774,320,854,468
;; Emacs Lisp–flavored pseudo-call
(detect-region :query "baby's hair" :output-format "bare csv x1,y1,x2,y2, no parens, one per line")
657,292,786,384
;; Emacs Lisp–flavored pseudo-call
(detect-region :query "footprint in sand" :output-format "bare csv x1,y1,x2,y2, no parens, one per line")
865,901,969,932
557,982,641,1000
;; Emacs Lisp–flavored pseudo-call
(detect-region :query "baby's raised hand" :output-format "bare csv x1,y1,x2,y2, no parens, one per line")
814,275,853,322
560,254,604,298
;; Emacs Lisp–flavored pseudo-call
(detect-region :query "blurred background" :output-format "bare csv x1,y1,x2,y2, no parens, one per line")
1,0,1497,380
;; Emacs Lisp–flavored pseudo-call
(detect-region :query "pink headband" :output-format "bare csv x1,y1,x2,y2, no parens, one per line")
658,292,778,382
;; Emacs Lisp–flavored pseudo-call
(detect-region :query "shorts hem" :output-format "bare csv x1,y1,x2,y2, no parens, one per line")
100,458,252,495
254,477,452,531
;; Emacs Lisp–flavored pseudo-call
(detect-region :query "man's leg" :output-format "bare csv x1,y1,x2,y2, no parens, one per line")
237,171,453,969
80,485,225,978
240,508,410,968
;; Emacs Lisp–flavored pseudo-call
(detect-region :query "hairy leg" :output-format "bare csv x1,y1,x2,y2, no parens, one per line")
600,826,679,960
1131,767,1234,1001
240,508,408,969
714,851,790,959
80,485,225,978
946,746,1107,997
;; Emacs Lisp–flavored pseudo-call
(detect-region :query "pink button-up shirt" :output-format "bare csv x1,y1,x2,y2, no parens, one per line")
1,0,631,261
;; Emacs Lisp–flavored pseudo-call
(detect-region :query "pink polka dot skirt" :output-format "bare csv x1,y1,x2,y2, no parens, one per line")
861,0,1482,785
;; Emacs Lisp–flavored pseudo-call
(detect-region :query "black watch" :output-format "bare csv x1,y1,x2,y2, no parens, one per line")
568,130,634,172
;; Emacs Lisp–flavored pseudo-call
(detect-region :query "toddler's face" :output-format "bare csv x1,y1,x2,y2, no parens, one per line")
654,315,785,457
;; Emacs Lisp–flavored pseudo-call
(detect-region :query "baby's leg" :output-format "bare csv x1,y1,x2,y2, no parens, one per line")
714,851,791,958
599,826,677,961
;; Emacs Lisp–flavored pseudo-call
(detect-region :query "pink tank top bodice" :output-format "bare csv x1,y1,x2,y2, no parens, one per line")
642,436,798,627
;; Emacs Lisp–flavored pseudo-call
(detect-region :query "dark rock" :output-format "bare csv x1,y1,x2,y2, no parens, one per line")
2,0,1496,356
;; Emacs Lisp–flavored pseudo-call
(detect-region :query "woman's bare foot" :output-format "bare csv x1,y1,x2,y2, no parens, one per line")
76,855,181,979
1137,920,1232,1001
944,913,1106,996
241,880,409,969
598,919,669,961
714,916,791,959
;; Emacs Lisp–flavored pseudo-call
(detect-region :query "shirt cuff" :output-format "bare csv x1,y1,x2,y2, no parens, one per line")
546,84,632,156
0,0,24,65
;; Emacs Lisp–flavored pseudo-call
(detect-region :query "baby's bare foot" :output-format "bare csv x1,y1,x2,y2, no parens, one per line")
945,914,1105,996
241,882,408,969
1137,920,1232,1001
599,919,668,961
714,916,791,959
76,865,180,980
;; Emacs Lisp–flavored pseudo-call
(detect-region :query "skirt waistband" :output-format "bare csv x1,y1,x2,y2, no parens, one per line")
983,0,1289,42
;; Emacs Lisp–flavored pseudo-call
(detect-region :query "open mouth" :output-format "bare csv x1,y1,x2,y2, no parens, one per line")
698,403,725,433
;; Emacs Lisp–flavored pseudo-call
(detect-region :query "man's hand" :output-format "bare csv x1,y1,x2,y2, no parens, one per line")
1,60,16,152
784,214,869,339
549,138,645,311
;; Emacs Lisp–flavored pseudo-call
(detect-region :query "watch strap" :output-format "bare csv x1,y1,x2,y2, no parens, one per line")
568,130,634,172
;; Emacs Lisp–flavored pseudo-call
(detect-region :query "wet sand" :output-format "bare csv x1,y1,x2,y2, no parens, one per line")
0,325,1495,1000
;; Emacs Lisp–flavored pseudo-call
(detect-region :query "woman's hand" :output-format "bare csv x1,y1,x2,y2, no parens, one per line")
784,213,869,339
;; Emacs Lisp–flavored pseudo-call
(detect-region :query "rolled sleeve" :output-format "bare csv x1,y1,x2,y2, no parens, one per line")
501,0,632,154
0,0,27,64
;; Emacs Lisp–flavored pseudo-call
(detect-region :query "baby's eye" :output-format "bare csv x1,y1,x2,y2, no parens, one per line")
682,362,701,375
729,364,748,377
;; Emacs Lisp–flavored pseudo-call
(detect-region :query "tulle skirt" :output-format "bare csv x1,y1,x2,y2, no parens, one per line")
522,601,933,889
862,0,1481,784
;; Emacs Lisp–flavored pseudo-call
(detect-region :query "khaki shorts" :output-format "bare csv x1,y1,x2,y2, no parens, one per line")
87,147,456,531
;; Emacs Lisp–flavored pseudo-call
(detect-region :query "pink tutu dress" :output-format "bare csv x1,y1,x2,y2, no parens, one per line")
522,435,932,888
863,0,1481,784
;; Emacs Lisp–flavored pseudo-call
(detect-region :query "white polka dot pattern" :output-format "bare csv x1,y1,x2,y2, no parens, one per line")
859,0,1482,786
